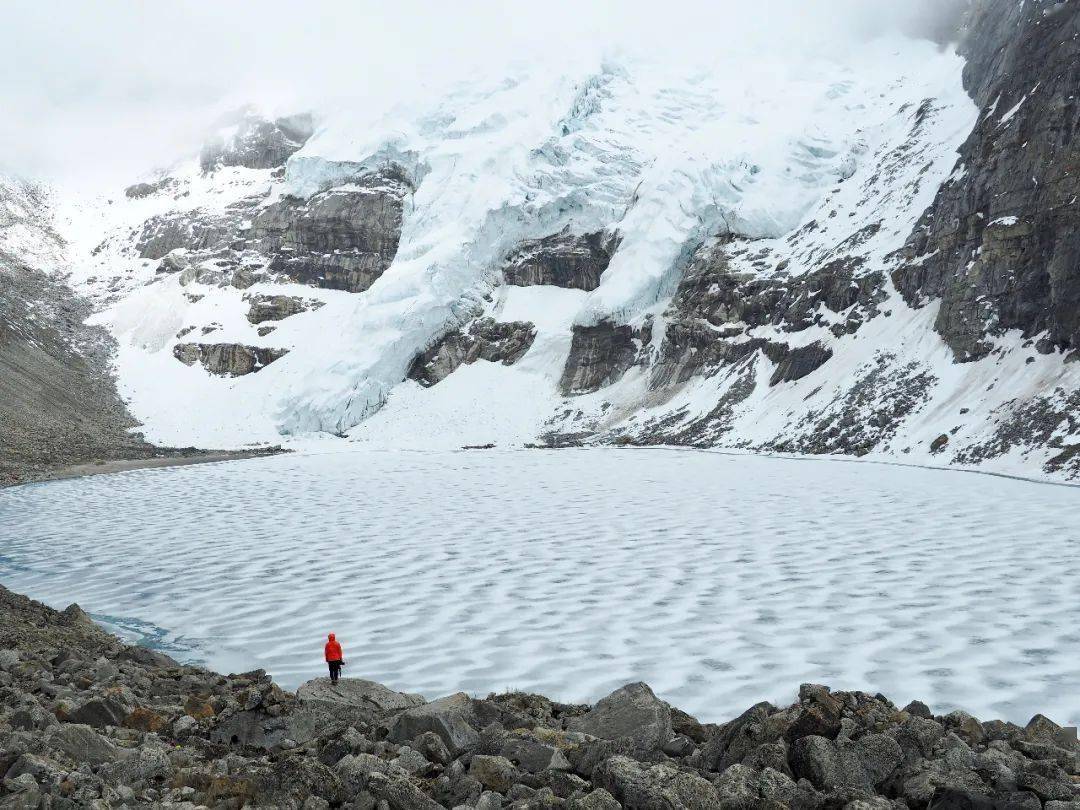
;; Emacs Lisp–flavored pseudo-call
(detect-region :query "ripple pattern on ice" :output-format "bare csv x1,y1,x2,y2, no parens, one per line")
1,449,1077,725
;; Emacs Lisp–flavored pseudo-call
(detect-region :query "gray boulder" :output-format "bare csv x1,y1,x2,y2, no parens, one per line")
46,723,120,766
9,702,57,731
700,701,782,772
335,753,407,795
366,770,444,810
791,734,902,792
387,693,480,756
567,788,621,809
713,763,817,809
67,696,128,729
567,682,672,751
592,755,720,809
500,735,571,773
297,677,424,721
469,754,519,793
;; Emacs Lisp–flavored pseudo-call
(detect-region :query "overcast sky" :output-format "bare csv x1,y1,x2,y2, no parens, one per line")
0,0,969,187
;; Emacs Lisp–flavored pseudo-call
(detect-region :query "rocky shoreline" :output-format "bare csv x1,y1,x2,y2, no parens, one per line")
1,586,1078,809
2,448,288,491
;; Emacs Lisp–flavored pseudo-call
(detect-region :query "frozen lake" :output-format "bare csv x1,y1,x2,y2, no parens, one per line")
1,448,1078,725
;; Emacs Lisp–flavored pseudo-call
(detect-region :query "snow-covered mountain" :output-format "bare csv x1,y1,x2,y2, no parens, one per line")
27,0,1080,480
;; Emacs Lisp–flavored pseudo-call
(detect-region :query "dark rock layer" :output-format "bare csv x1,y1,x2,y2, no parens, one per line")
173,343,289,377
251,171,410,293
245,295,322,325
408,319,537,387
503,231,617,291
560,321,648,396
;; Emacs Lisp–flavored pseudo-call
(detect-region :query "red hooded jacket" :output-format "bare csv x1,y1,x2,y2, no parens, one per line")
325,633,343,662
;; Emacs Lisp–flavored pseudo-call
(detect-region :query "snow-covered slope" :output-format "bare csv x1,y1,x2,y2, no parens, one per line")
43,6,1080,481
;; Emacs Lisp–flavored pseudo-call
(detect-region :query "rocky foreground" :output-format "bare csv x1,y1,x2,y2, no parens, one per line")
1,586,1078,809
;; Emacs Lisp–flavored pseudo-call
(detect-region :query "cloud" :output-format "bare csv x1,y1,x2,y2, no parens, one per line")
0,0,969,187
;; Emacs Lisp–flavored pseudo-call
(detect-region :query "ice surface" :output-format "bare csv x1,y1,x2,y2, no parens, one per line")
2,449,1078,726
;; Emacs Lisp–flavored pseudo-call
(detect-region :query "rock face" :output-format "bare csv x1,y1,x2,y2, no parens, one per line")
560,321,647,396
199,111,315,173
173,343,289,376
135,207,246,261
245,294,322,324
894,1,1080,361
2,585,1079,810
251,170,411,293
503,230,617,291
408,318,537,387
650,244,882,390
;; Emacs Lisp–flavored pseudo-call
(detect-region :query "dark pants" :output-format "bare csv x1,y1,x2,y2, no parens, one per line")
328,660,342,683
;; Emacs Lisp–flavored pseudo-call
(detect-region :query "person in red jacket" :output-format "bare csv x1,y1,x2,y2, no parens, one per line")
324,633,344,683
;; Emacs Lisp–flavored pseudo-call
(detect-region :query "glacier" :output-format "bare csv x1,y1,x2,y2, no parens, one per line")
49,32,1076,480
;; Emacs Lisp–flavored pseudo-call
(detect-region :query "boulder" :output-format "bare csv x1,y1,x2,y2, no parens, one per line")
105,745,171,785
46,723,120,766
387,693,481,756
790,734,902,793
9,702,57,731
700,701,782,772
567,682,672,752
392,746,432,776
297,677,425,722
0,649,20,671
469,754,519,793
567,788,621,809
413,731,452,765
67,696,128,729
500,734,572,773
592,755,720,809
335,753,407,795
115,645,179,668
904,700,934,719
366,770,444,810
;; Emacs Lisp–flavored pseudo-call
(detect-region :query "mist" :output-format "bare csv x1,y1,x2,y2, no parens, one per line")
0,0,970,188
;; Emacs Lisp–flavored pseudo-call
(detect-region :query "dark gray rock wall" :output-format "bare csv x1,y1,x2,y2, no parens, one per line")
407,319,536,387
894,0,1080,361
245,294,322,324
560,321,647,396
252,172,410,293
173,343,288,376
136,208,245,261
503,230,617,291
650,242,883,390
